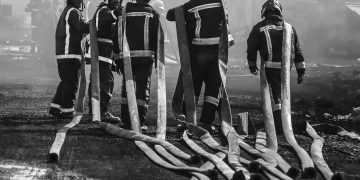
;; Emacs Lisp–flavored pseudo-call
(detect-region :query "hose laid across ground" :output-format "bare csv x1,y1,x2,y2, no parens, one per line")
306,122,342,180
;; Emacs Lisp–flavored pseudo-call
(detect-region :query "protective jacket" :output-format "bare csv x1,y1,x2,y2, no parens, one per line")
56,5,89,61
247,15,305,75
166,0,233,46
113,2,159,64
93,3,120,64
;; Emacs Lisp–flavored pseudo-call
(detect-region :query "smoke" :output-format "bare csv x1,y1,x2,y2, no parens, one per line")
0,0,359,82
282,0,360,63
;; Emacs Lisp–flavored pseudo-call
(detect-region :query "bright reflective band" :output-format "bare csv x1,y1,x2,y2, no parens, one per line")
260,25,283,62
98,38,113,44
65,8,75,55
56,54,82,60
144,15,150,50
192,34,233,45
204,96,219,106
219,60,228,69
61,107,74,113
260,25,283,31
188,3,222,12
265,61,282,69
118,50,155,58
263,29,273,61
99,56,113,64
96,6,107,30
295,62,305,69
50,103,61,109
126,12,154,18
118,17,123,52
194,11,201,38
111,10,117,20
273,104,282,111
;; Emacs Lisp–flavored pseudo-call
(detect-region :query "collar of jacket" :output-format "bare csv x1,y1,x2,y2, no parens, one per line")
129,2,151,7
66,4,78,10
98,2,109,9
265,15,283,22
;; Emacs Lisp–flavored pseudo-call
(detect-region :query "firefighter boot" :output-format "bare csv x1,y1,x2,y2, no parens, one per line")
101,112,122,123
60,111,76,119
49,107,61,118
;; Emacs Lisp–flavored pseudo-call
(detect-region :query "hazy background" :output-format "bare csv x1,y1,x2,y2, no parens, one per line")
0,0,360,82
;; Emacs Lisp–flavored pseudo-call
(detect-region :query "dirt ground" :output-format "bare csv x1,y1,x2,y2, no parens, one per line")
0,62,360,180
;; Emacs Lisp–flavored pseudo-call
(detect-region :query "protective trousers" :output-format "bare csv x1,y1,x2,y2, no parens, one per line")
265,68,283,134
186,45,222,125
88,61,114,114
120,58,153,129
51,59,81,113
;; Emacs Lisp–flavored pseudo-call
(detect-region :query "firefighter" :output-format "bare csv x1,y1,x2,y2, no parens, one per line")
49,0,89,118
87,0,122,122
166,0,234,132
247,0,305,134
113,0,160,130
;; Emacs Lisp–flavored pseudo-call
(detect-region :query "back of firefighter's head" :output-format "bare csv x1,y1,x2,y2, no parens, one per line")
261,0,282,19
104,0,122,9
67,0,84,10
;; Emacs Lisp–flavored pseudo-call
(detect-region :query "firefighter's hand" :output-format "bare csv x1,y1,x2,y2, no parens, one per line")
298,75,304,84
228,39,235,47
249,67,259,76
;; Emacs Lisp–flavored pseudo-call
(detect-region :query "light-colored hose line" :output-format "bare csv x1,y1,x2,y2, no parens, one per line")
306,123,334,180
260,61,278,151
183,131,235,180
48,58,87,162
281,22,314,173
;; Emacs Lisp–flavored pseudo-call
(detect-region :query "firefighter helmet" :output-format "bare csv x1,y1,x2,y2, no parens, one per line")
104,0,122,10
261,0,282,18
67,0,85,11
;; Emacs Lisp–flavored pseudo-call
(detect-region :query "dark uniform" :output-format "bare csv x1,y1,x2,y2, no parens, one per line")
166,0,234,128
247,0,305,133
88,2,121,119
50,2,89,118
113,1,159,129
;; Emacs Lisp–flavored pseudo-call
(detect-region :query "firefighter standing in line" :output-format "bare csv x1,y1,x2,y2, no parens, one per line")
166,0,234,132
87,0,122,122
49,0,89,118
113,0,160,130
247,0,305,134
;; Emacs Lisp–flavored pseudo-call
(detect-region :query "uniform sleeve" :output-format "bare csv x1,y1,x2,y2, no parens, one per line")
152,12,160,60
68,9,90,34
112,21,119,55
293,27,305,76
247,26,260,68
99,8,120,28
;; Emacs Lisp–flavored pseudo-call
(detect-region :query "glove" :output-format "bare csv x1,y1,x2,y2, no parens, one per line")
297,69,305,84
249,67,259,76
298,75,304,84
228,39,235,47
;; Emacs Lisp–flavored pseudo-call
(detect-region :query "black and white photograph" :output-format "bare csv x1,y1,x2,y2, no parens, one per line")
0,0,359,179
